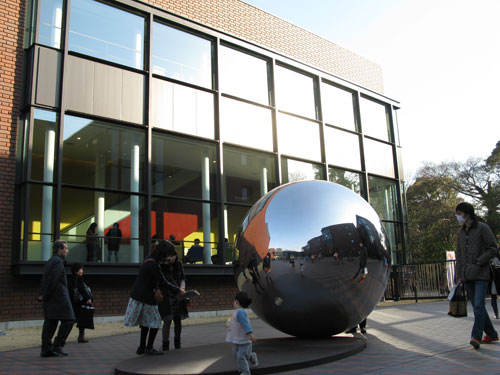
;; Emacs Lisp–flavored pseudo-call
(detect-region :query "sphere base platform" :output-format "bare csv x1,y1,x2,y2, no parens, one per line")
115,336,366,375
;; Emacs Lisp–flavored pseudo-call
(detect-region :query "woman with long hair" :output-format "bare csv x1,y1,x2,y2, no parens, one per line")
124,240,185,355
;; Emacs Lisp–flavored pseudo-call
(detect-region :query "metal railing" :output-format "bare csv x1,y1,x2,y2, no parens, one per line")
384,261,456,301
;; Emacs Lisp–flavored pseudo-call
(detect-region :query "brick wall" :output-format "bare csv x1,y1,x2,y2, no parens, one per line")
144,0,384,93
0,0,25,320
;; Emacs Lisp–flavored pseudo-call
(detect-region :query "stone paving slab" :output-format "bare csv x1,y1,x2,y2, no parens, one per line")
0,300,499,375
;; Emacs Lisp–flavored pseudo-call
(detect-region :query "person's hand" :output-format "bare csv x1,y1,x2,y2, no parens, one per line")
86,299,92,305
248,333,257,342
180,288,185,294
37,296,43,302
179,289,186,295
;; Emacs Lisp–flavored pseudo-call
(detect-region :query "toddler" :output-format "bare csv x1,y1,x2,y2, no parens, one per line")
226,291,258,375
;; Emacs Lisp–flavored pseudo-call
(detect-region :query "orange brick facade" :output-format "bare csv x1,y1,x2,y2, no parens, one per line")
0,0,383,323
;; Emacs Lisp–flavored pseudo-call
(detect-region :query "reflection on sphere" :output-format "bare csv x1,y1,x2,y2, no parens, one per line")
234,180,391,338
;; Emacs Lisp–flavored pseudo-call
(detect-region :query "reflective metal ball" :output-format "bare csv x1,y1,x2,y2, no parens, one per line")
234,180,391,338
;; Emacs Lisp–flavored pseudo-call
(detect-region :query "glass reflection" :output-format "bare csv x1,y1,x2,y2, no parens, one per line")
153,22,212,89
277,113,321,162
152,78,214,139
275,65,316,119
62,115,145,191
281,157,324,183
224,146,277,204
360,97,390,142
328,167,365,196
364,138,395,178
219,45,269,104
324,126,361,170
321,82,356,131
368,175,399,222
220,97,273,151
151,133,217,200
69,0,144,69
234,180,390,337
39,0,63,48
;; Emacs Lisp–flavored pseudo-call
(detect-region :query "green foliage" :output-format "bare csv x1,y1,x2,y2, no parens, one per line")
406,176,461,263
407,141,500,262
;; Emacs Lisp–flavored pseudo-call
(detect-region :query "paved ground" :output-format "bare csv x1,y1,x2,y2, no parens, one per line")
0,300,499,375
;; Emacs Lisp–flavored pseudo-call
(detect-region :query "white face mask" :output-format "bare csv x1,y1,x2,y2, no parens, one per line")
456,214,466,224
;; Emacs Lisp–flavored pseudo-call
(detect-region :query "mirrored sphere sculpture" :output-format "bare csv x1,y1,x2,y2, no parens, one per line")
234,180,391,338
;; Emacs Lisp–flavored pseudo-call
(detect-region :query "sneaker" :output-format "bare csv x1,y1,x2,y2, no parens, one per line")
481,335,499,344
250,352,259,367
360,328,367,334
52,347,68,356
470,338,480,349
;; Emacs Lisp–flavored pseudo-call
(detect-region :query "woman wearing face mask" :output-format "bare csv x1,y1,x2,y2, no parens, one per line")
454,202,499,349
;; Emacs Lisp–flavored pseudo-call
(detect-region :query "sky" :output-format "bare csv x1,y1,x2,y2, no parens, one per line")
243,0,500,181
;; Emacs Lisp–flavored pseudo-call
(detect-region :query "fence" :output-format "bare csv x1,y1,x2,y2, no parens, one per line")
384,261,456,301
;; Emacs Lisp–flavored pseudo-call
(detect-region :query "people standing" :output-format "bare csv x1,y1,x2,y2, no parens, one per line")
159,248,188,350
226,291,258,375
106,222,122,263
86,223,99,262
68,263,94,343
123,240,185,355
454,202,499,349
489,256,500,319
346,318,367,334
38,240,75,357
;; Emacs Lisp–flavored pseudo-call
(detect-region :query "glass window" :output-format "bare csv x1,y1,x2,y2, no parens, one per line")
39,0,63,48
151,133,217,200
383,221,403,251
219,46,268,104
368,176,399,222
31,109,58,182
281,157,324,183
62,115,145,191
277,113,321,162
153,22,212,89
152,78,214,139
59,187,145,263
69,0,145,69
360,97,390,142
364,138,395,178
328,167,365,197
224,146,277,204
225,204,250,261
275,65,316,119
324,126,361,170
24,183,54,261
220,97,273,151
150,198,220,264
321,82,356,131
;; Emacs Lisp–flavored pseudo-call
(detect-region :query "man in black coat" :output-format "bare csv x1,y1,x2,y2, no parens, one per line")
38,240,75,357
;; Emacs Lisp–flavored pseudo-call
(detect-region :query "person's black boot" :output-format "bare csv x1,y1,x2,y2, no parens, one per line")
174,338,181,349
162,341,169,351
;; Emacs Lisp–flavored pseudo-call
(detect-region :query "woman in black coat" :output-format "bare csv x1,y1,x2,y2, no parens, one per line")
124,240,184,355
159,248,188,350
68,263,94,343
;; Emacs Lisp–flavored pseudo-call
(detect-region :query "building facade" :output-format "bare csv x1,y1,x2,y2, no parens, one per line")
0,0,407,322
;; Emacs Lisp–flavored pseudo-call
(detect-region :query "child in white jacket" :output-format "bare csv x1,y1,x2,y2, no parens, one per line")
226,291,258,375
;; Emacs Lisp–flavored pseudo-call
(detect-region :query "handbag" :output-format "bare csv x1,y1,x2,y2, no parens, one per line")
448,283,467,317
154,287,164,304
77,305,95,329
